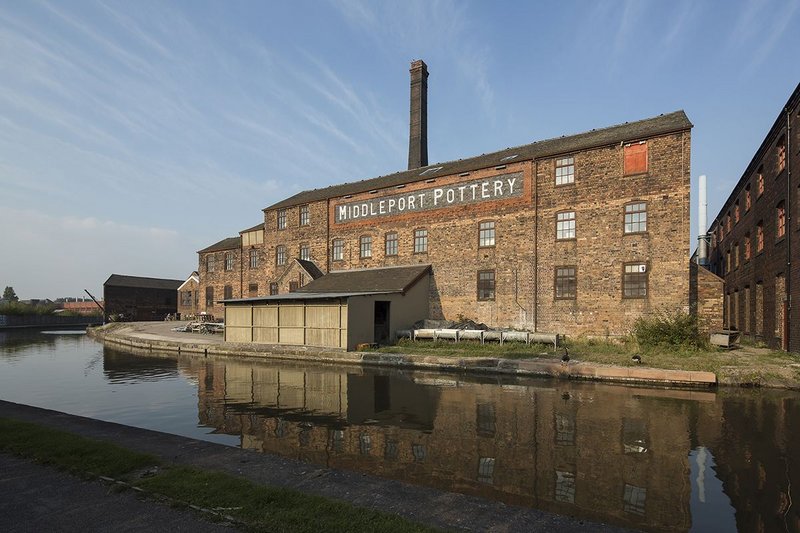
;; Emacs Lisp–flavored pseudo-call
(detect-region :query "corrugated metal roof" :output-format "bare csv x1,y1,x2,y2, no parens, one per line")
104,274,183,290
265,111,692,211
198,236,241,253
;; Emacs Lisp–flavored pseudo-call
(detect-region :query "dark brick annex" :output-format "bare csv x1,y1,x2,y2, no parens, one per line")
706,82,800,351
189,61,693,339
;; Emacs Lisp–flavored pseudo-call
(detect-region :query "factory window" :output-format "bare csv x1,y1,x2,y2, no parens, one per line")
757,221,764,252
277,209,287,230
624,202,647,234
726,250,731,273
249,249,258,269
726,213,731,233
300,243,310,261
745,184,751,211
777,201,786,239
360,235,372,258
623,484,647,516
385,232,398,256
299,205,310,226
289,281,298,292
332,239,344,261
181,291,192,306
555,266,577,299
224,252,234,271
777,136,786,173
414,228,428,253
276,245,287,266
734,200,740,223
205,286,213,307
744,233,751,261
206,255,215,273
555,471,576,504
223,285,232,300
269,282,278,295
757,166,764,196
556,211,576,240
477,270,495,301
623,263,648,299
248,283,258,295
555,156,575,185
734,242,739,268
479,221,495,247
623,141,648,175
478,458,495,484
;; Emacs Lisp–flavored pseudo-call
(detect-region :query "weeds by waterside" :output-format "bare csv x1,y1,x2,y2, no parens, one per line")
0,418,433,532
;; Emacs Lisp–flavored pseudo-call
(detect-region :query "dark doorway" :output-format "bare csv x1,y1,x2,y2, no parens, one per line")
374,301,390,345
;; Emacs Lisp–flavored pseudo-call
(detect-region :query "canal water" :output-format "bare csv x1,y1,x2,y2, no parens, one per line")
1,330,798,532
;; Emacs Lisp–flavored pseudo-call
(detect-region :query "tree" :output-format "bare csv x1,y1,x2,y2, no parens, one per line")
3,286,18,301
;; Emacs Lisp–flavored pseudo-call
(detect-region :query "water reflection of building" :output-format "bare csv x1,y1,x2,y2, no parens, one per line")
187,357,727,532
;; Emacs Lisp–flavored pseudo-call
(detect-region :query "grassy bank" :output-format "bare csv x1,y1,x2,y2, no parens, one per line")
0,418,433,532
373,338,800,387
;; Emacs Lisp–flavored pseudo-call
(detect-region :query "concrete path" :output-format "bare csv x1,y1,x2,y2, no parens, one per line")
0,454,235,532
0,400,629,533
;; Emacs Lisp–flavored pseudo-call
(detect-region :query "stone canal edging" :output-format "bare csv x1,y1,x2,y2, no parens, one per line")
88,325,717,388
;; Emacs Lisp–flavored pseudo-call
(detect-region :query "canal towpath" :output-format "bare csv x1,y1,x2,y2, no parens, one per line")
0,400,627,533
90,321,720,388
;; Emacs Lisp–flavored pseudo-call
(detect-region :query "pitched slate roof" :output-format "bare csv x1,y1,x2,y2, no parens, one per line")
266,110,692,211
295,264,431,294
198,236,241,254
296,259,324,280
240,222,264,233
104,274,183,290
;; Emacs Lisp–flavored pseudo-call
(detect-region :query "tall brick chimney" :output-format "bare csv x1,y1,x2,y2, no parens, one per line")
408,60,429,170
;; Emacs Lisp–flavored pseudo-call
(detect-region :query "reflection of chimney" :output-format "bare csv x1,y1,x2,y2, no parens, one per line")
408,60,429,170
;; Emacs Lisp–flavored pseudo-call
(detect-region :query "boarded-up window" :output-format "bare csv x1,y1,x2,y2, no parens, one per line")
269,282,278,295
776,274,785,340
223,285,232,300
205,286,214,307
624,142,648,175
248,283,258,295
755,283,763,335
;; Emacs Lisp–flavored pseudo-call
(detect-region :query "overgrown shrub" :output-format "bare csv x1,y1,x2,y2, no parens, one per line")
0,301,57,316
632,310,705,349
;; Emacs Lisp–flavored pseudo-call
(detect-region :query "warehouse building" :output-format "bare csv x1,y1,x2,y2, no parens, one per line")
103,274,182,322
705,82,799,351
197,60,693,346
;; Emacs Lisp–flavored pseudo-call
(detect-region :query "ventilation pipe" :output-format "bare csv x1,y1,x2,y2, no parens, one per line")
698,174,708,266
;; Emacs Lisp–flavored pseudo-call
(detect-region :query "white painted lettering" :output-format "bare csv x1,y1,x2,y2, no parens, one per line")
481,182,489,198
446,189,455,203
369,202,377,216
418,193,425,207
353,205,360,218
379,200,385,214
458,186,467,201
433,188,443,206
388,198,396,212
507,177,517,193
470,184,479,200
408,195,416,209
338,205,347,221
494,180,503,196
398,197,406,211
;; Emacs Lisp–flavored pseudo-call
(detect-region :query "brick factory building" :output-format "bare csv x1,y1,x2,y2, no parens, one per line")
195,60,693,342
705,82,799,352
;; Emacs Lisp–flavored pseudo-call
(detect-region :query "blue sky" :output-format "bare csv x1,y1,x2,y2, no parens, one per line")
1,0,798,299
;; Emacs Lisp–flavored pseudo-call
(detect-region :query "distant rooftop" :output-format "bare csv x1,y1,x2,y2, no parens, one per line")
104,274,183,291
198,236,241,254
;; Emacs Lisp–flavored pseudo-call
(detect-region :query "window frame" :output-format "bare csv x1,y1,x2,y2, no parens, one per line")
555,156,575,186
622,262,649,299
300,243,310,261
745,184,751,211
385,232,398,256
413,228,428,254
478,220,496,248
276,245,287,266
757,221,764,252
299,204,310,226
249,249,259,269
744,233,751,261
269,282,278,295
332,239,344,261
360,235,372,259
477,269,496,301
623,201,648,235
223,285,233,300
224,252,234,271
205,286,214,307
556,210,576,241
277,209,287,230
777,135,786,173
554,266,577,300
777,201,786,239
757,167,764,197
248,283,258,295
205,255,216,273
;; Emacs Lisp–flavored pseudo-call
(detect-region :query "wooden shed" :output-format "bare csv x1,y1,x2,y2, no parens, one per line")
223,265,430,350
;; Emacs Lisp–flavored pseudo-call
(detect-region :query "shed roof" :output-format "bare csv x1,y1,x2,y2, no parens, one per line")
265,111,692,211
296,264,431,294
240,222,265,233
104,274,183,290
198,236,241,254
296,259,325,280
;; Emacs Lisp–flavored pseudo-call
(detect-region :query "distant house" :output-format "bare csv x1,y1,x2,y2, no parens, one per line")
177,271,200,318
103,274,183,321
